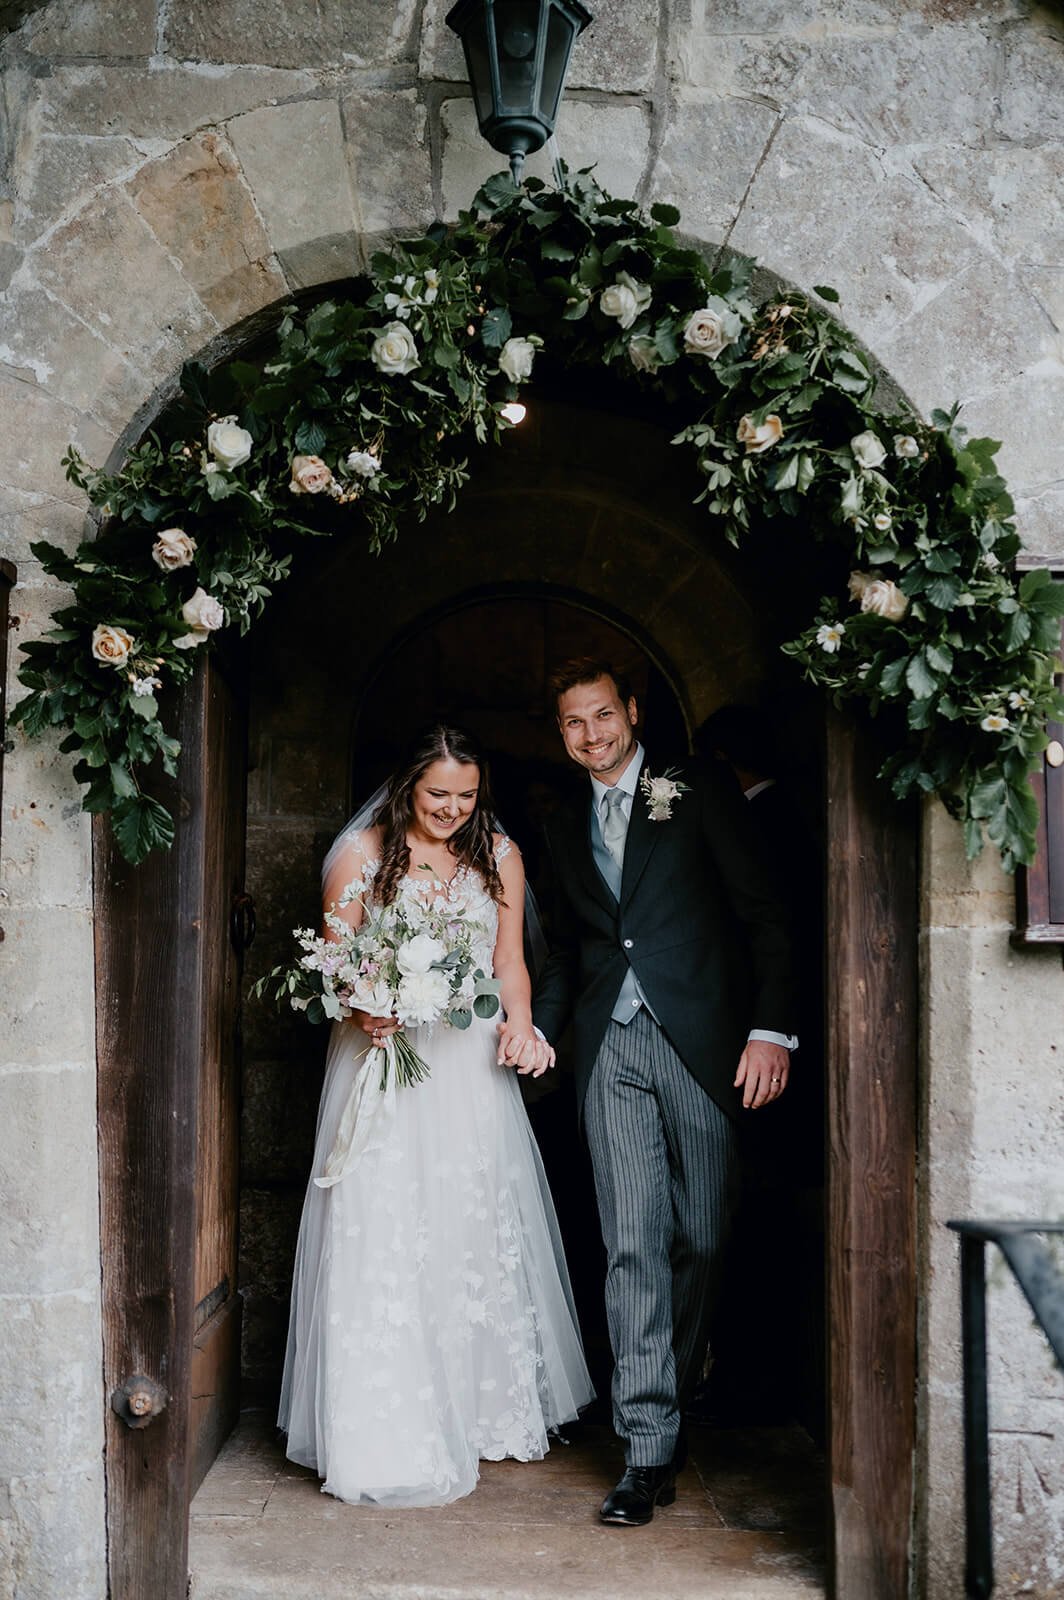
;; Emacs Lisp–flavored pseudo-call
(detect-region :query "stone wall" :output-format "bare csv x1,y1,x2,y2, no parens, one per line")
1,1,1062,1595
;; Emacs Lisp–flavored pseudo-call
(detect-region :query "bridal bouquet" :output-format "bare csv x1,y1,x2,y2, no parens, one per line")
254,877,501,1089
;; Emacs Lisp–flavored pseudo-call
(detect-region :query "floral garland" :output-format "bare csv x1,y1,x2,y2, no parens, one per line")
14,168,1063,869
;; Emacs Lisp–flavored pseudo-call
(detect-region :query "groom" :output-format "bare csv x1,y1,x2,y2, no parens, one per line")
533,659,797,1526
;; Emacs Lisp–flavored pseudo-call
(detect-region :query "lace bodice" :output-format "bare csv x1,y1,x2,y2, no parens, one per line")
339,834,512,973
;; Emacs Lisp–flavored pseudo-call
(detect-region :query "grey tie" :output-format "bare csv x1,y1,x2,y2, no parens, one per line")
602,786,628,867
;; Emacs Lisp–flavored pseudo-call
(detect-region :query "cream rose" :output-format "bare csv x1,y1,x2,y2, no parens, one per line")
736,413,784,454
151,527,197,572
860,578,908,621
174,587,225,648
206,416,253,470
289,454,334,496
683,300,741,360
371,321,420,376
91,623,135,667
628,335,661,374
599,272,652,331
498,336,537,384
851,430,887,470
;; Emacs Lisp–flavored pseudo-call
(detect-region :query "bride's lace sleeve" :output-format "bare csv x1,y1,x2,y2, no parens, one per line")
322,830,375,927
493,833,514,863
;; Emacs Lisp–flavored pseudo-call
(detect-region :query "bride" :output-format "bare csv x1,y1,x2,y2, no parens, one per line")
278,723,594,1506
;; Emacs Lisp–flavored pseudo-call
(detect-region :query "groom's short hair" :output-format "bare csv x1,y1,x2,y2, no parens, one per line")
549,657,634,710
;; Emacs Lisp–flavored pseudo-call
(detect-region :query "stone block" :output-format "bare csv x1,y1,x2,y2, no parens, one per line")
650,96,781,246
957,369,1064,501
228,98,357,271
999,12,1064,144
342,86,435,240
0,375,108,508
30,189,218,373
1015,485,1064,562
0,285,151,433
11,132,146,248
40,61,319,140
0,1464,106,1600
921,801,1014,930
911,146,1064,277
127,132,288,327
1,720,94,914
441,97,651,221
0,904,96,1069
421,0,661,93
0,1291,103,1478
274,233,364,294
165,0,418,69
0,483,90,569
26,0,155,58
0,1068,100,1298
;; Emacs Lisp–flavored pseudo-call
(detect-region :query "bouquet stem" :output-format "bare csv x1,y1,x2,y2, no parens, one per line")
378,1030,431,1090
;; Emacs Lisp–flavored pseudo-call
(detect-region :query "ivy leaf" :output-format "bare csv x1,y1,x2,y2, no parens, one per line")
109,761,137,799
650,201,681,226
829,349,872,393
294,420,327,455
905,652,940,699
110,793,176,864
180,361,210,412
925,574,963,610
481,307,513,350
812,284,841,303
539,238,575,261
1002,608,1032,651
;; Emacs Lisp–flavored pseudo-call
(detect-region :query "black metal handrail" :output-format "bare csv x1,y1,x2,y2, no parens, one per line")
947,1219,1064,1598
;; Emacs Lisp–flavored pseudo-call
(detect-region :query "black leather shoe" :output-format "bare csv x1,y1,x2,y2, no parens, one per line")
599,1464,677,1526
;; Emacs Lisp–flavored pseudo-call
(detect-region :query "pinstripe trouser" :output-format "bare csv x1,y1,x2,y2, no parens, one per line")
584,1010,738,1468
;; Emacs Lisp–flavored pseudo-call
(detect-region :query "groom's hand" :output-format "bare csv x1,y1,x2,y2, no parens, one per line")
734,1039,789,1109
496,1022,555,1077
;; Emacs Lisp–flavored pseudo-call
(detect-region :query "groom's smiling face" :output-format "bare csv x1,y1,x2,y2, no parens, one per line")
557,676,639,783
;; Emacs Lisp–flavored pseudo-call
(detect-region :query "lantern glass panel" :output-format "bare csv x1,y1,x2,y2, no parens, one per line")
495,1,542,113
462,9,495,124
539,7,577,123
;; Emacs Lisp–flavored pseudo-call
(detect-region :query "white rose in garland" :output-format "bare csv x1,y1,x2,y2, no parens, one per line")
737,414,784,454
498,336,537,384
600,272,652,331
861,578,908,621
174,587,225,650
683,300,742,360
152,527,197,571
290,455,334,496
92,624,135,667
371,321,420,376
851,430,887,470
628,334,661,373
345,450,381,479
894,434,920,460
206,416,253,470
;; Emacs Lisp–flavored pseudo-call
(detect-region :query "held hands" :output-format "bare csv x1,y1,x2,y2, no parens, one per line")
734,1039,790,1110
496,1020,556,1078
353,1010,400,1045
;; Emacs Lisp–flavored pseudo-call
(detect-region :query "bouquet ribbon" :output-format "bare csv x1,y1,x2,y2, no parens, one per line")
314,1040,397,1188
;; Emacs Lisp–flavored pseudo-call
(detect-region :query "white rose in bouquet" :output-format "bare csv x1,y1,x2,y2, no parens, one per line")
372,322,420,376
207,416,253,469
498,335,537,384
851,430,887,470
152,527,197,571
600,272,652,331
397,933,448,976
398,968,452,1024
91,623,135,667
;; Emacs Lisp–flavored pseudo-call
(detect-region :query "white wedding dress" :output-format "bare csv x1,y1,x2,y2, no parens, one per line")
278,836,594,1506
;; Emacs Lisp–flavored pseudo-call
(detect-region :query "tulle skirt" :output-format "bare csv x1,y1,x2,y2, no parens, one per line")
278,1013,594,1506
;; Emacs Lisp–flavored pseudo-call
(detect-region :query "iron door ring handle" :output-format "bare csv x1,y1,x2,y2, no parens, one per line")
230,892,256,955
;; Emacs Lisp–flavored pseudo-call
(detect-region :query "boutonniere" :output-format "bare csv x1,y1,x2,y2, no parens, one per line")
640,766,689,822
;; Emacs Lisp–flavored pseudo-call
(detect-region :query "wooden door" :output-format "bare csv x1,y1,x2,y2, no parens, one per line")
824,707,919,1598
96,653,247,1599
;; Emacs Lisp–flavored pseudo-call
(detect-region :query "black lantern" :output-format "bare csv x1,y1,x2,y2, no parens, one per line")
446,0,593,183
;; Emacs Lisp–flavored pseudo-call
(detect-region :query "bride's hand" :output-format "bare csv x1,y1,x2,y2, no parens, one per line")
496,1022,555,1078
352,1010,399,1045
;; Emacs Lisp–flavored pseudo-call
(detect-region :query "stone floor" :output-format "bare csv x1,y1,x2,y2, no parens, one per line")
189,1411,826,1599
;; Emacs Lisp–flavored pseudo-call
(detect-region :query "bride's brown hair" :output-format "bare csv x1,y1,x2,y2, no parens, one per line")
371,724,505,908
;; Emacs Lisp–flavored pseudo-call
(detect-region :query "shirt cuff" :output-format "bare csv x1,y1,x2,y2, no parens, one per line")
533,1025,546,1042
748,1029,799,1051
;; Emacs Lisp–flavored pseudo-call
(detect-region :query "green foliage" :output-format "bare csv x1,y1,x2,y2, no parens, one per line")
13,167,1063,870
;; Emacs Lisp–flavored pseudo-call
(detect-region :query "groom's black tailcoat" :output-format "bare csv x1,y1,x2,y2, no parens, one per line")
534,760,798,1119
